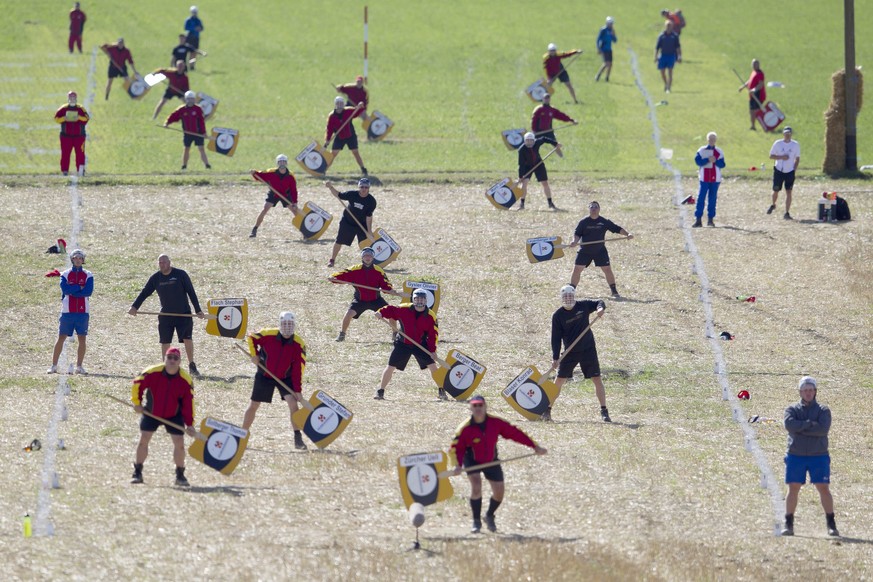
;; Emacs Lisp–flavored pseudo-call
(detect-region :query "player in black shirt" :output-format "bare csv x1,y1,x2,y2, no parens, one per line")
517,132,561,211
548,285,609,422
128,254,205,376
325,178,377,267
569,201,633,297
170,33,205,70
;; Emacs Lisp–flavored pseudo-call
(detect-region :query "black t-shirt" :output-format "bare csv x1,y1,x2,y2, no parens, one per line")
518,135,557,168
132,267,202,314
171,43,191,65
574,216,623,251
338,190,376,229
551,300,605,358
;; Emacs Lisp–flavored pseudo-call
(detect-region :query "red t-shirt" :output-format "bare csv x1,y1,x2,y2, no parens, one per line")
166,104,205,134
103,45,134,67
325,107,363,141
54,104,89,137
252,168,298,203
69,9,86,34
543,51,576,78
338,84,368,108
748,70,766,102
531,104,572,132
378,304,438,351
247,329,306,391
155,68,190,96
330,264,392,302
131,365,195,425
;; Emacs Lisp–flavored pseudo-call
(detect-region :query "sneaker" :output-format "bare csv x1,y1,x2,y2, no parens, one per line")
47,365,58,374
131,463,144,484
707,219,715,227
601,407,612,423
484,514,497,532
335,331,346,342
766,204,775,215
540,407,552,422
437,388,449,401
294,433,308,451
249,227,258,238
692,218,703,228
188,362,201,378
828,525,840,537
205,164,212,169
75,365,87,375
181,165,187,170
784,212,792,220
781,524,794,536
174,468,190,487
327,259,335,268
548,200,558,209
471,519,482,534
373,388,385,400
595,73,601,82
517,200,525,211
611,291,621,299
361,167,369,176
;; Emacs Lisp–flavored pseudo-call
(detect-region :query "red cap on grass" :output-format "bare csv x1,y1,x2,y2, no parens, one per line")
737,390,750,400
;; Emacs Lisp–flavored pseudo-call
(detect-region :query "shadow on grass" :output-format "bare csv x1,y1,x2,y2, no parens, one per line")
715,225,776,238
247,446,362,457
78,372,132,380
544,419,642,429
610,296,662,304
291,238,332,245
184,484,274,496
833,536,873,546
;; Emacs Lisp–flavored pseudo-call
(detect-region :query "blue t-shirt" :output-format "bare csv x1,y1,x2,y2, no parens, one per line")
184,16,203,38
597,26,616,52
656,32,680,56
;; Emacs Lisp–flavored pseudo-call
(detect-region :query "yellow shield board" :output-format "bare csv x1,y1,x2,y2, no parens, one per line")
295,140,334,177
526,236,565,263
291,390,353,449
124,75,149,100
525,78,555,103
188,417,249,475
292,201,334,240
365,227,401,267
207,127,239,157
205,298,248,339
397,451,454,508
363,110,394,142
486,177,523,210
501,128,525,151
431,349,486,401
402,281,440,313
502,365,560,421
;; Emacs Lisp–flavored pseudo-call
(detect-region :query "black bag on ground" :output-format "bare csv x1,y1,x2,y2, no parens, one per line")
835,196,851,221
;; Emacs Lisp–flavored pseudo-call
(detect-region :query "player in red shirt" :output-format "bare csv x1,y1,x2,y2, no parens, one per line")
336,76,370,122
100,38,138,101
450,395,547,533
53,91,89,176
249,154,298,238
373,289,442,400
243,312,308,450
152,60,190,120
544,43,581,104
738,59,766,130
68,2,86,54
164,91,210,171
531,93,575,150
130,347,197,486
329,246,402,341
325,97,368,176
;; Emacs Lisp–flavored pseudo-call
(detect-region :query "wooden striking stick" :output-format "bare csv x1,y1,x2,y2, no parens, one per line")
534,122,577,137
325,102,364,148
438,452,538,478
543,311,604,377
566,235,634,248
134,310,216,320
328,278,408,297
233,343,313,411
252,173,294,207
520,146,560,182
328,187,373,239
378,318,448,368
158,124,212,140
105,394,206,440
733,68,767,111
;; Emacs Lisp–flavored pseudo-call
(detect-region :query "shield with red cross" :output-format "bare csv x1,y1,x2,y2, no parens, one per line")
291,390,353,449
205,298,248,339
187,417,249,475
502,365,560,421
397,451,454,508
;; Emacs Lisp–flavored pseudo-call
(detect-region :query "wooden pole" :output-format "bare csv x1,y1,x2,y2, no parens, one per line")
363,6,369,84
844,0,858,171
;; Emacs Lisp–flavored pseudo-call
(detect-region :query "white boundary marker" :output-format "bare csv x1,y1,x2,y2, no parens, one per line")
628,47,784,535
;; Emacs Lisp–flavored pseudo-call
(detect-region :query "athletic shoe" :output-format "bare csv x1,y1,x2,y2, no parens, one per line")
75,365,87,375
707,219,715,227
373,388,385,400
174,468,190,487
327,259,335,268
188,362,201,378
692,218,702,228
47,365,58,374
766,205,775,214
249,227,258,238
335,331,346,342
611,291,621,299
594,73,601,82
540,407,552,422
361,167,369,176
131,463,144,485
294,433,308,451
471,519,482,534
781,524,794,536
548,200,559,209
205,164,212,169
484,514,497,532
784,212,792,220
181,165,187,170
517,200,525,211
438,388,449,401
601,407,612,423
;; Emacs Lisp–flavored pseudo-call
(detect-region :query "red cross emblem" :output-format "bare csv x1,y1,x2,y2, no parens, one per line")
526,389,535,397
421,474,430,483
318,414,326,422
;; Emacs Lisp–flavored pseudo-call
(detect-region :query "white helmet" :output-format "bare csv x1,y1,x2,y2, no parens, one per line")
70,248,86,263
606,16,615,24
412,288,428,308
547,43,557,51
279,311,296,336
560,285,576,308
184,90,196,101
190,5,198,13
797,376,817,391
276,154,288,165
524,132,535,143
334,96,345,107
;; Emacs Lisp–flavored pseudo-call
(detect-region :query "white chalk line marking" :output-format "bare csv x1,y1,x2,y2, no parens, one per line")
628,47,784,535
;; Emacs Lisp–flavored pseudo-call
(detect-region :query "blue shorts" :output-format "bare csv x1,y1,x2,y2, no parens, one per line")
784,453,830,484
658,54,677,70
59,312,89,336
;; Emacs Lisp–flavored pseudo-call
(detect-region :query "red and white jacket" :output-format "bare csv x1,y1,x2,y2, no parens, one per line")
59,266,93,313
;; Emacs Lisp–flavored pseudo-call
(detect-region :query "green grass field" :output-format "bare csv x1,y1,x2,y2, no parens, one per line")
1,1,871,180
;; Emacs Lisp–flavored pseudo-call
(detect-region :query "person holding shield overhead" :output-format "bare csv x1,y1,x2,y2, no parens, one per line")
325,178,376,268
517,132,560,211
450,395,547,533
373,289,443,401
595,17,617,82
101,38,138,101
568,201,633,297
336,76,370,122
325,96,368,176
547,286,608,422
531,93,575,147
242,312,308,451
329,247,402,341
68,2,86,54
249,154,298,237
152,60,189,120
738,59,766,131
544,43,581,103
163,90,210,170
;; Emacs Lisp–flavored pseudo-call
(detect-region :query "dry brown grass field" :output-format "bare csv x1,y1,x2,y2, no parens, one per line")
0,175,871,581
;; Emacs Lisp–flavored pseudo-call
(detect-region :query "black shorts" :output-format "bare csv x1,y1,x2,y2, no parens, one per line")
575,246,610,267
140,412,185,435
335,221,368,246
520,164,548,182
557,348,601,379
602,50,613,63
186,34,200,50
749,92,763,110
350,297,388,318
108,64,128,78
183,134,204,147
266,190,291,207
332,134,359,151
158,315,194,343
463,449,504,482
556,70,570,83
773,168,796,192
388,342,432,371
251,372,297,403
163,88,183,100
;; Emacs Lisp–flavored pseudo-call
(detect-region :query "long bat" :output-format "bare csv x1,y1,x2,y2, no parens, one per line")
233,343,314,411
328,278,408,297
378,318,448,368
732,68,766,110
158,124,212,140
534,122,577,137
105,394,206,441
438,452,538,478
325,102,364,148
543,311,604,377
520,146,560,181
328,188,373,238
252,173,295,207
550,235,634,250
134,310,217,320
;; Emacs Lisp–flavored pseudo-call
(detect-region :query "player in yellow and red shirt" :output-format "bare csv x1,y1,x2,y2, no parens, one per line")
543,43,581,103
68,2,86,54
325,96,368,176
54,91,89,176
243,312,308,450
164,91,210,171
100,38,138,100
130,346,197,487
336,76,370,122
329,246,402,341
152,60,190,120
249,154,298,238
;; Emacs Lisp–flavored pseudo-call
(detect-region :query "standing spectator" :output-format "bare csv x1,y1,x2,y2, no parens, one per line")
781,376,839,537
324,97,368,176
738,59,766,130
660,9,686,35
48,249,92,375
100,38,138,101
184,6,204,70
595,16,617,82
568,201,633,296
543,43,581,104
654,21,681,93
68,2,86,54
163,91,210,171
325,179,376,268
768,126,800,219
128,254,206,377
692,132,726,227
517,132,560,211
249,154,298,238
53,91,88,176
336,76,370,122
530,93,575,147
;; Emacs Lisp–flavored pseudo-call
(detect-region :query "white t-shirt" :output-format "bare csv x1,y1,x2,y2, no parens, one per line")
770,139,800,173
